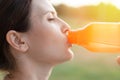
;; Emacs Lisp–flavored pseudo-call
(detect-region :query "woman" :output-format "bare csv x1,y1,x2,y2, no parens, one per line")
0,0,73,80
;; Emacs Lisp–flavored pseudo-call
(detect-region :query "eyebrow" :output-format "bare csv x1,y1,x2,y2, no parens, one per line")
44,11,57,16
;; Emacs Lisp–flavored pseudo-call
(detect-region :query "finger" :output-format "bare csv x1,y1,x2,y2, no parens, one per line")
116,56,120,65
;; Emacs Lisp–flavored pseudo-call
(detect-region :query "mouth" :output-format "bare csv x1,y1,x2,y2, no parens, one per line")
66,32,72,48
67,41,72,48
66,38,72,48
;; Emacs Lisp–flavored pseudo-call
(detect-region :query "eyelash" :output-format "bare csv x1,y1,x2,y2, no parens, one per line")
48,18,55,21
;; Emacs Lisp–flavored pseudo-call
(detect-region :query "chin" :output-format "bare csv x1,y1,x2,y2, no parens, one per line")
50,49,74,65
66,49,74,60
58,49,74,64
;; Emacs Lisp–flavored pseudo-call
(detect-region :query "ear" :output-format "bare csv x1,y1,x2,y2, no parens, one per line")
6,30,29,53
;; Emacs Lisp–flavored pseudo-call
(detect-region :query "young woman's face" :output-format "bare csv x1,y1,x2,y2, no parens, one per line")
26,0,73,64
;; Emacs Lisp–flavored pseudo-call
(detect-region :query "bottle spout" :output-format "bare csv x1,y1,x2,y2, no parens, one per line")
67,31,76,44
67,29,83,45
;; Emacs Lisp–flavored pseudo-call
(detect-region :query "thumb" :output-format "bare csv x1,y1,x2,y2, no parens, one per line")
116,56,120,65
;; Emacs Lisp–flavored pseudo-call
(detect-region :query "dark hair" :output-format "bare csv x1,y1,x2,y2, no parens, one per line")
0,0,32,71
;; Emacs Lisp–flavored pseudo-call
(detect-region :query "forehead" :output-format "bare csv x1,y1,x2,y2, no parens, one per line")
31,0,56,15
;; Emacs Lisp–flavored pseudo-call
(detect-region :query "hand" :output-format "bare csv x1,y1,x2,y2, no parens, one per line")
117,56,120,65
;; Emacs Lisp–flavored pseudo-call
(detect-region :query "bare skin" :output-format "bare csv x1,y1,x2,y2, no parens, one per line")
117,56,120,65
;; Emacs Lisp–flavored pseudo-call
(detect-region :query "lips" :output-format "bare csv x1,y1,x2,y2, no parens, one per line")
66,36,72,48
67,41,72,48
65,32,72,48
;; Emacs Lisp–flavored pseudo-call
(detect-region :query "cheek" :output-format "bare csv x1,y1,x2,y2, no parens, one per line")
27,31,72,64
26,23,73,64
26,27,59,60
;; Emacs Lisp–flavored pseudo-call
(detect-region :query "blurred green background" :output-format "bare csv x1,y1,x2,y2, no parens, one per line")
1,2,120,80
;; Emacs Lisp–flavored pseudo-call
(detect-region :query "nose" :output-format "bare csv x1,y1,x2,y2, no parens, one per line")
59,18,71,34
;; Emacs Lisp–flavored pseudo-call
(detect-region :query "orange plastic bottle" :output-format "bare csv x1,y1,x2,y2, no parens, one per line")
68,22,120,53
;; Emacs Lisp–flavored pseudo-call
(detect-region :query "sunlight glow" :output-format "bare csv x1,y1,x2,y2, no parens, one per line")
51,0,120,8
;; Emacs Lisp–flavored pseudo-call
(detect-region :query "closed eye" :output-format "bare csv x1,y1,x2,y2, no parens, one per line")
48,18,55,21
47,12,57,21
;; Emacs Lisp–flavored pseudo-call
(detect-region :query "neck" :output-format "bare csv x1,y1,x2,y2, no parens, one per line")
5,57,54,80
